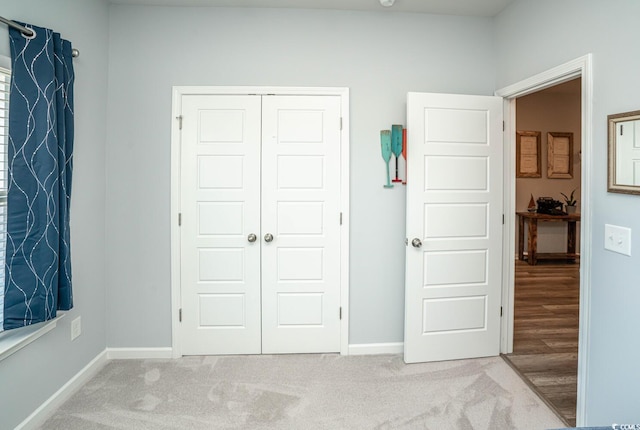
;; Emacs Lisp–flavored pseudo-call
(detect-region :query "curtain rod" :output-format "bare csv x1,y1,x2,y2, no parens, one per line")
0,15,80,58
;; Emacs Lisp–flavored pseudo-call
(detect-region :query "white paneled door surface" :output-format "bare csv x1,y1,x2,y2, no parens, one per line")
261,96,342,353
180,95,262,355
179,93,342,355
404,93,503,363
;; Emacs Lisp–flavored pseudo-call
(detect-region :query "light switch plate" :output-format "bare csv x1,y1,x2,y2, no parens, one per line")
71,316,82,341
604,224,631,256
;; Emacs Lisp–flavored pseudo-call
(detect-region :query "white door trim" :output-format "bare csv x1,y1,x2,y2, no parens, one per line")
495,54,593,427
170,86,351,357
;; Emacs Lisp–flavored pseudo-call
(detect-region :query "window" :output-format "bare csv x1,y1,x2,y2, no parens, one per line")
0,65,9,332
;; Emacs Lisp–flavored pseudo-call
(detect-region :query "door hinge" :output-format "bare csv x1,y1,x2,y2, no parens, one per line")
340,212,343,225
176,115,183,130
340,117,343,130
500,306,503,317
620,124,624,136
339,307,342,320
179,308,182,322
502,214,505,225
178,213,182,226
502,121,505,131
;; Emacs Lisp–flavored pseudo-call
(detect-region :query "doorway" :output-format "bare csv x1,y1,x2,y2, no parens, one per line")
504,78,581,426
497,54,593,428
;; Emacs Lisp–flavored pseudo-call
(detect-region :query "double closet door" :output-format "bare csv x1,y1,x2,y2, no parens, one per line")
179,94,342,355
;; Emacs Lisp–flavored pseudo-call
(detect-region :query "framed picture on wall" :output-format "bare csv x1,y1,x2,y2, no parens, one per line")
516,131,542,178
547,132,574,178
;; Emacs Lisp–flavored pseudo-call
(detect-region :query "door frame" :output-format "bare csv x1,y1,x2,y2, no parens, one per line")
170,86,351,357
496,54,593,426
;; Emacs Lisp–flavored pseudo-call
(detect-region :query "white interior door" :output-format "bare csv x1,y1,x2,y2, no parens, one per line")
179,93,342,355
404,92,503,363
180,95,262,355
261,96,342,353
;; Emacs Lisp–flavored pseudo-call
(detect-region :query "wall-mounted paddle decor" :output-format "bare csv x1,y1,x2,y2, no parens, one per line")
391,125,403,183
381,126,407,188
381,130,393,188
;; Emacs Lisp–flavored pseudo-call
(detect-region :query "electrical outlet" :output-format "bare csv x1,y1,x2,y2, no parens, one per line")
604,224,632,256
71,316,82,341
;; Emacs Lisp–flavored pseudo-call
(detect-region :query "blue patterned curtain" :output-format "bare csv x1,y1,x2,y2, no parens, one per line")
3,23,74,330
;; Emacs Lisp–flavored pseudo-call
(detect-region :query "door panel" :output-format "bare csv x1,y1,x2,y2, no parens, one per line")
180,93,342,355
180,95,262,355
405,92,503,363
261,96,342,354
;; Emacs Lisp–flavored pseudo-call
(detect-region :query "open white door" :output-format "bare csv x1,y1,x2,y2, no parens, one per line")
404,92,503,363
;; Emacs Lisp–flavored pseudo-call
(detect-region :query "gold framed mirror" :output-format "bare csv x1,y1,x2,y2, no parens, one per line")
608,110,640,195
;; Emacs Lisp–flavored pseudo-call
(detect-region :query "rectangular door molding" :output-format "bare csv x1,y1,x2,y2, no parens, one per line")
171,87,350,357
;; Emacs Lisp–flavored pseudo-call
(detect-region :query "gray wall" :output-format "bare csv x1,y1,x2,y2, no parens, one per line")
495,0,640,424
6,0,639,426
105,6,496,347
0,0,109,428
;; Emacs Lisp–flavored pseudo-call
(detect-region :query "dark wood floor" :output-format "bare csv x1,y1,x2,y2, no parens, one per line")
503,259,579,426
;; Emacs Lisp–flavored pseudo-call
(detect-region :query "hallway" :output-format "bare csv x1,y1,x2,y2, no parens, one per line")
503,260,579,426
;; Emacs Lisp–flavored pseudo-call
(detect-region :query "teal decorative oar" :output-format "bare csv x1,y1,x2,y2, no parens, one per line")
381,130,393,188
391,124,403,183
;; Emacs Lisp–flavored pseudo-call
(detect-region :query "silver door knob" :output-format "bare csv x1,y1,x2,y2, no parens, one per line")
411,238,422,248
264,233,274,243
247,233,257,243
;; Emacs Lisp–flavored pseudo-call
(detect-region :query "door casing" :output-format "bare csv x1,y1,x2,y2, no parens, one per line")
170,86,351,357
496,54,593,427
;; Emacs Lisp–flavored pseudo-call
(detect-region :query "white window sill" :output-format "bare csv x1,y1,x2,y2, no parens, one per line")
0,314,64,362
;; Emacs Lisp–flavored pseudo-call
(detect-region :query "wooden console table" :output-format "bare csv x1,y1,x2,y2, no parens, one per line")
517,212,580,265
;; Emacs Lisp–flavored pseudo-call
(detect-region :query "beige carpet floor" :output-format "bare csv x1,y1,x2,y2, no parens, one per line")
38,354,565,429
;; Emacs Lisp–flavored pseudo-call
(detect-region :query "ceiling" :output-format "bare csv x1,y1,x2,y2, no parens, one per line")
108,0,515,17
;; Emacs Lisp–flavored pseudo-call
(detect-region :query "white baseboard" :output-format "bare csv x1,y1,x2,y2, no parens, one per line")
16,350,108,430
15,347,173,428
106,347,173,359
348,342,403,355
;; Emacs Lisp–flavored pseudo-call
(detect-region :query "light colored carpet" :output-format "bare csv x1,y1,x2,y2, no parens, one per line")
39,354,565,429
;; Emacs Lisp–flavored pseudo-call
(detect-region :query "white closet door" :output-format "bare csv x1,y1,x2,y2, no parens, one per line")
260,96,342,353
404,92,503,363
180,95,262,355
